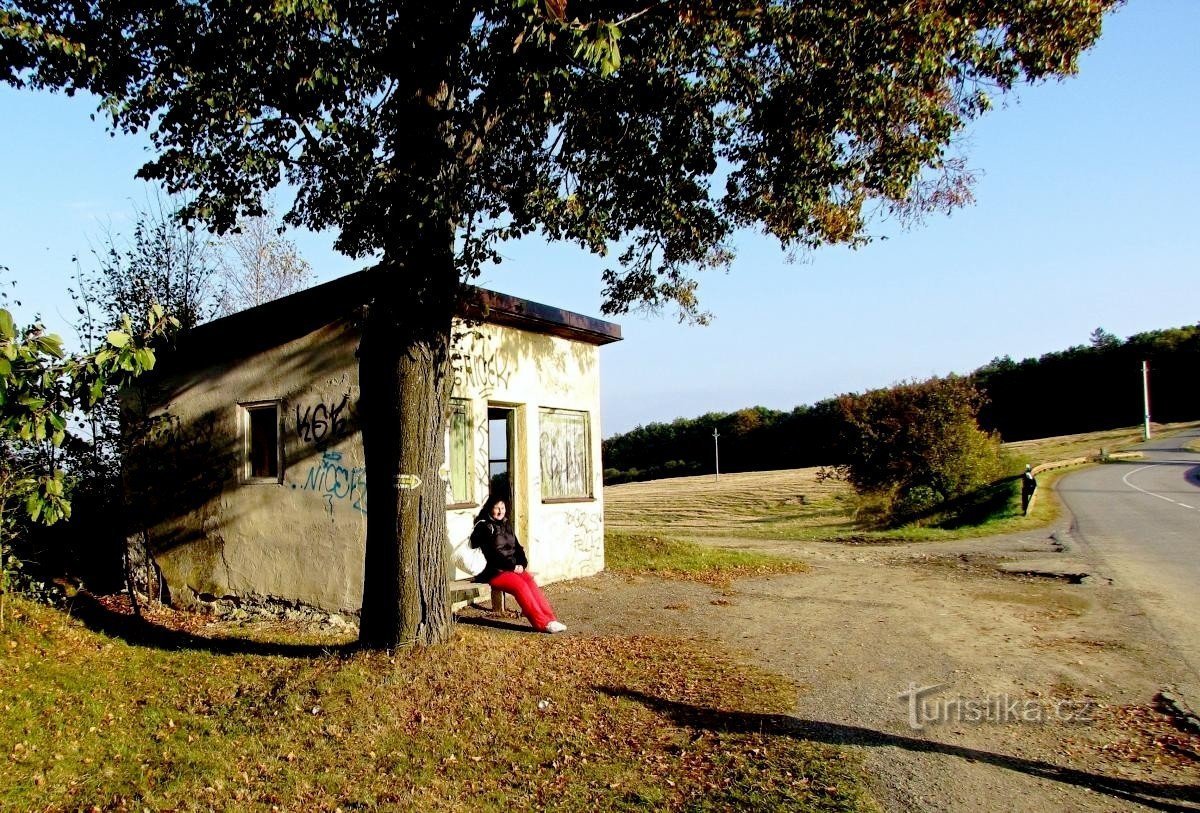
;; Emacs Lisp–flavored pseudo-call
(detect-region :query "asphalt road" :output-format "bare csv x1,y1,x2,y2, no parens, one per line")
1058,426,1200,704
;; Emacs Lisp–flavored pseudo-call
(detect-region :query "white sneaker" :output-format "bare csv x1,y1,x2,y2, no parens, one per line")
545,621,567,634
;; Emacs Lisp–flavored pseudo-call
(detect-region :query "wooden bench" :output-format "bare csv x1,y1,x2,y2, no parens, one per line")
449,579,509,613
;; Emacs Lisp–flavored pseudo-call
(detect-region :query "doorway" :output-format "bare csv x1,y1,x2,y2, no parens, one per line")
487,406,516,521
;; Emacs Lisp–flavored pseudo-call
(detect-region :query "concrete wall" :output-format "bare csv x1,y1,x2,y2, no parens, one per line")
445,322,605,584
132,314,605,615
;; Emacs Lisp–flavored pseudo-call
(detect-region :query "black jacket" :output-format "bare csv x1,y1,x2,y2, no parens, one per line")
470,518,528,583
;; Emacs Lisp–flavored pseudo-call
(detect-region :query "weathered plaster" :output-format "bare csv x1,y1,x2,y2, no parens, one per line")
132,310,607,615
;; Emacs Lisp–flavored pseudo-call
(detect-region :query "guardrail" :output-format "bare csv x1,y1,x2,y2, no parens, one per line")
1023,450,1143,515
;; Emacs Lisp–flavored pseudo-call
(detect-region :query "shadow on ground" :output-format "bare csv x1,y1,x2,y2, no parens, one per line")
453,608,539,635
598,687,1200,813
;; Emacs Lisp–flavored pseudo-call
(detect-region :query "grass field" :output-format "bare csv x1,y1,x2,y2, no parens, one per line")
605,468,856,540
605,422,1200,544
605,532,809,584
1001,423,1195,465
0,596,876,812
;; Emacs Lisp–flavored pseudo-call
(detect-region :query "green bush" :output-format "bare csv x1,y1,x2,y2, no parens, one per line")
834,375,1005,525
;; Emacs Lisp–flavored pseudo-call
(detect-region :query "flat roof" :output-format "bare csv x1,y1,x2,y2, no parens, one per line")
464,288,622,346
170,269,621,364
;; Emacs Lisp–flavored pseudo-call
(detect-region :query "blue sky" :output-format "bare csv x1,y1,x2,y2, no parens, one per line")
1,2,1197,437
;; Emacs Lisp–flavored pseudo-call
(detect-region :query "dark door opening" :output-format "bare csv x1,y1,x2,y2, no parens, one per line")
487,406,516,520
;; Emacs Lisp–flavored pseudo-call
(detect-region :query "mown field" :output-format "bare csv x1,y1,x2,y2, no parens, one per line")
605,468,856,541
605,422,1200,543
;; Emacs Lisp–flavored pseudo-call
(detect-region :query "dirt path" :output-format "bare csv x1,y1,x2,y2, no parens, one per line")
540,528,1200,811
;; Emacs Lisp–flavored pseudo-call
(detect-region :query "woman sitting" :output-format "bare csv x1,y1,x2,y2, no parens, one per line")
471,495,567,634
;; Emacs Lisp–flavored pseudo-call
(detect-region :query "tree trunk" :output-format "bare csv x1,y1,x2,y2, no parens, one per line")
355,11,470,649
357,258,458,649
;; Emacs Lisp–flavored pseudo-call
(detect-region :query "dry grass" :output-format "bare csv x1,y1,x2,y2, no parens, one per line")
0,596,876,812
1003,421,1199,467
606,532,809,585
605,468,855,540
605,422,1200,544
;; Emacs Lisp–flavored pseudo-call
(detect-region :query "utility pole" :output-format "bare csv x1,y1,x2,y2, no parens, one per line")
1142,360,1152,441
713,428,720,481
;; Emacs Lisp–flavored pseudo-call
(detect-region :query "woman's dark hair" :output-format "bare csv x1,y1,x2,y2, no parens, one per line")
474,494,511,527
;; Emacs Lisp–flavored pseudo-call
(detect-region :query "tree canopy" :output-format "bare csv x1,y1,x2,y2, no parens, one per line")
2,0,1114,317
0,0,1117,646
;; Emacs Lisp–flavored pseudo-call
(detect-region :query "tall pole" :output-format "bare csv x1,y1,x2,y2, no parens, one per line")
1142,360,1152,441
713,428,720,481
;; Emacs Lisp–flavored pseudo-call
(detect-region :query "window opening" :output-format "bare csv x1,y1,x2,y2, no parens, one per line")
539,408,591,500
488,406,515,517
243,401,281,481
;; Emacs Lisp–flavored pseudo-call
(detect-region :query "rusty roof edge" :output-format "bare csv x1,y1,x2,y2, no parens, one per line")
172,270,621,352
461,287,622,345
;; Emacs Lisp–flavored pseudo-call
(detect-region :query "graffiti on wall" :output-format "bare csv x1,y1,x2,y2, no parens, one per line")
539,508,603,579
474,417,491,500
452,331,513,398
293,450,367,516
564,509,602,546
295,393,350,446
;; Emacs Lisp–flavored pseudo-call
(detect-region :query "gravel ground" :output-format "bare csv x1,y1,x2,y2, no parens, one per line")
476,528,1200,811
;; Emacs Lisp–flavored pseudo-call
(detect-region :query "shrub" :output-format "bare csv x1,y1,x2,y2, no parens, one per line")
834,375,1005,524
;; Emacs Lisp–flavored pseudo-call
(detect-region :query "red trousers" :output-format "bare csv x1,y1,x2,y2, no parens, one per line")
489,570,557,631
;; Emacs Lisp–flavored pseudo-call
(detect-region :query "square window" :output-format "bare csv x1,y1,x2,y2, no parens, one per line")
539,408,591,500
242,402,281,482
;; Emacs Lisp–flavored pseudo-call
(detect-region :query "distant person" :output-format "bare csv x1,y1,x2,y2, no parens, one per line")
1022,465,1038,513
471,495,567,634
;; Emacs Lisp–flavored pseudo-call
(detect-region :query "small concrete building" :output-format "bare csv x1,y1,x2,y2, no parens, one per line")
125,271,621,616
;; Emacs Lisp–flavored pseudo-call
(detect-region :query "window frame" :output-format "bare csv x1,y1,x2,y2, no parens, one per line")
538,407,594,503
446,398,475,509
240,399,284,484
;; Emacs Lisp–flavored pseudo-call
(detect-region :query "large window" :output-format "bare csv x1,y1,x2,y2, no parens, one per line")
241,401,282,482
539,408,591,500
448,399,472,505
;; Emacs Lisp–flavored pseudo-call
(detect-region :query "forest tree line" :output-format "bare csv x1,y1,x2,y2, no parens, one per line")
602,324,1200,484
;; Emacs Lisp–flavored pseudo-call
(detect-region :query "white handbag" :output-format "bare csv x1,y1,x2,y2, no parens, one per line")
452,537,487,578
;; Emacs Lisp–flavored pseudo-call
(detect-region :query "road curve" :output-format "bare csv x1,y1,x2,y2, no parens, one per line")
1057,427,1200,703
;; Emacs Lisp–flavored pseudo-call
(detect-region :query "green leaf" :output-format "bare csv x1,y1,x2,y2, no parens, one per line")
0,357,10,377
107,330,130,348
26,494,42,523
134,347,156,371
33,333,65,358
0,309,13,340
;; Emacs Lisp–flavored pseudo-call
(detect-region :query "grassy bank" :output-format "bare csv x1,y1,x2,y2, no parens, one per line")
1,596,875,812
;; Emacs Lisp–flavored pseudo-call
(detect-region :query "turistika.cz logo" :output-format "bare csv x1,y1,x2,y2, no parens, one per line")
897,682,1095,731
